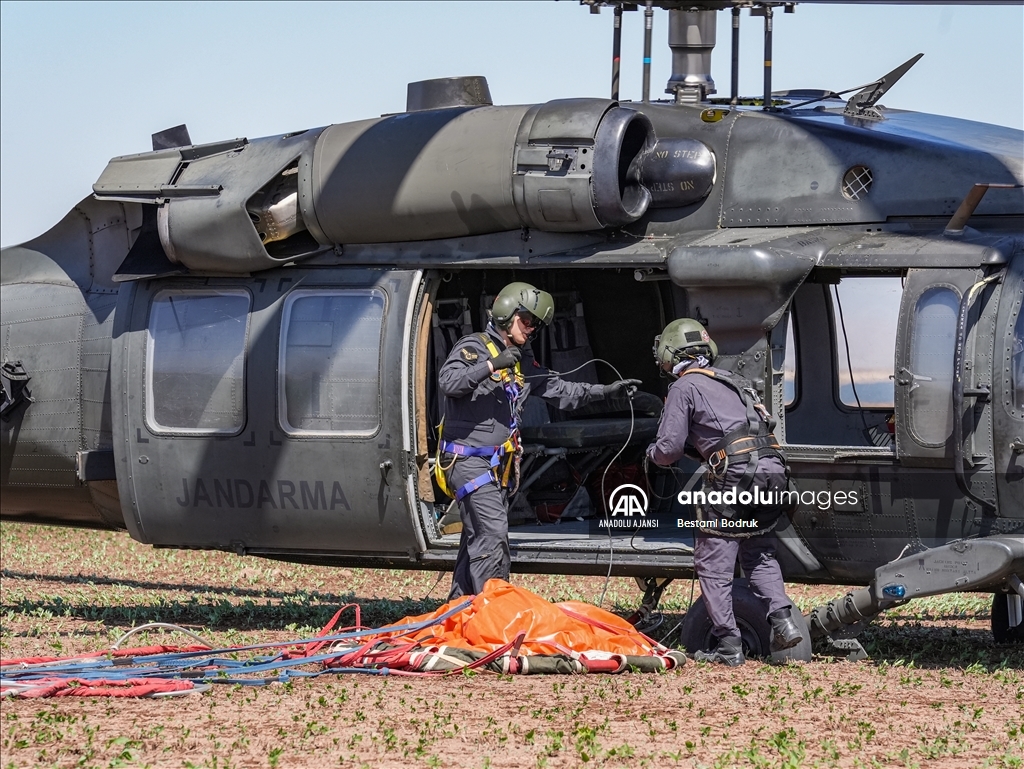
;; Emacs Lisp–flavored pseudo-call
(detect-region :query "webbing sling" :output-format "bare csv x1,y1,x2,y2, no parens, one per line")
436,335,523,502
680,367,785,491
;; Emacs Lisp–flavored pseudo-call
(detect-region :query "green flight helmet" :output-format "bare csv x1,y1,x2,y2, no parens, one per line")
491,282,555,329
654,318,718,369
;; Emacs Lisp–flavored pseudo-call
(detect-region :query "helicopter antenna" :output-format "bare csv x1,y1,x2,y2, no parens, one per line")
782,82,878,110
844,53,924,119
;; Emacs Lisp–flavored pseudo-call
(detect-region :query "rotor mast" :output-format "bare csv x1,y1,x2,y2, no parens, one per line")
642,1,654,101
588,0,797,109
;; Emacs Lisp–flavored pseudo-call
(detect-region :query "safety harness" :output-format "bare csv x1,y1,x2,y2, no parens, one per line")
680,367,786,492
435,334,524,502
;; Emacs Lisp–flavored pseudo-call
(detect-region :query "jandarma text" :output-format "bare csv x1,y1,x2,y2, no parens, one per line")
676,487,859,511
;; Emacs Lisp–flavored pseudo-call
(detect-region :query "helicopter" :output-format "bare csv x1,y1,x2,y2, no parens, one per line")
1,0,1022,663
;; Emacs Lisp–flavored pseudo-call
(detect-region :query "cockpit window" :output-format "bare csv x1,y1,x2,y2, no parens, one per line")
831,277,902,408
907,286,959,446
279,289,386,436
146,290,251,434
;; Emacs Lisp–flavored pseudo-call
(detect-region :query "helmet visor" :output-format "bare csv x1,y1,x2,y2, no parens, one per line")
517,310,542,330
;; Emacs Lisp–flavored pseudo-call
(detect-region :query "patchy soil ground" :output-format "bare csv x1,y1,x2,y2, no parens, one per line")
1,523,1022,769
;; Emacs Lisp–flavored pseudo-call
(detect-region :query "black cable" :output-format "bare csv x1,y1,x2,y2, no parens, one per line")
524,356,635,608
423,571,447,601
832,284,871,433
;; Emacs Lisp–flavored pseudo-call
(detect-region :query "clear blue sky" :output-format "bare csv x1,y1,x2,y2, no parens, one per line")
2,1,1022,247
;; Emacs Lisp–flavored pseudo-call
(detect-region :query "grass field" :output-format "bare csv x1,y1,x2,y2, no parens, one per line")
2,522,1022,768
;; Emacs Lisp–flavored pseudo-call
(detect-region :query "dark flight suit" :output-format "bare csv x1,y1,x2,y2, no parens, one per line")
646,366,791,644
439,325,607,600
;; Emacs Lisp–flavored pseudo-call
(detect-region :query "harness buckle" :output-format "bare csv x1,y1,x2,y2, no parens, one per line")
706,450,728,482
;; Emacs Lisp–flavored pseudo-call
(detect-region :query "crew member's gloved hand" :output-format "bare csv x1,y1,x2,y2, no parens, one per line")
605,379,642,398
489,345,523,372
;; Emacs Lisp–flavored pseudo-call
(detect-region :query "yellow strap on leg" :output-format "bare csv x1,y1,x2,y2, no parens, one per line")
433,418,457,499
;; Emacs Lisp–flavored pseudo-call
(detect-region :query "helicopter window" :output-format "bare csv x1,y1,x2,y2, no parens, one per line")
907,286,959,445
279,289,385,437
832,277,902,409
146,289,251,434
841,166,874,201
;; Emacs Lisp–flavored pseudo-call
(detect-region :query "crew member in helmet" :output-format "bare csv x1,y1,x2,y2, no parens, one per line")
437,282,640,600
645,318,803,665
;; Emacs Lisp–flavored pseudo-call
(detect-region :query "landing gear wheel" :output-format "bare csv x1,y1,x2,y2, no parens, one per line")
628,577,673,635
991,592,1024,644
679,578,812,663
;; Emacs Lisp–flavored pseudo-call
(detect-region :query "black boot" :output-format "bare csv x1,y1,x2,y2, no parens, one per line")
693,635,745,666
768,607,804,651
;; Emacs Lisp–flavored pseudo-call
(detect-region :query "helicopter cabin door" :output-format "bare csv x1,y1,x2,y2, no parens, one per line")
112,268,422,561
782,267,993,579
993,251,1024,518
893,266,1003,524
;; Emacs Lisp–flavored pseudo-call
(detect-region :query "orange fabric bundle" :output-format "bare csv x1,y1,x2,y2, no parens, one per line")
375,579,661,657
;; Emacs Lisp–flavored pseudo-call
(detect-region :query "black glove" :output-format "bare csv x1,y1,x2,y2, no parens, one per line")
490,345,522,372
605,378,642,398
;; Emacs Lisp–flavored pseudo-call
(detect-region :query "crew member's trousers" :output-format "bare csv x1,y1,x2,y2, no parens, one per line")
446,454,510,600
693,532,790,641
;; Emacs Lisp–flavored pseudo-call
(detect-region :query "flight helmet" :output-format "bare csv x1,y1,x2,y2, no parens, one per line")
654,318,718,370
491,282,555,330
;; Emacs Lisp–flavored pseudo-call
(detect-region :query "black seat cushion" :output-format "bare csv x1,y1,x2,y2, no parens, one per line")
520,417,660,449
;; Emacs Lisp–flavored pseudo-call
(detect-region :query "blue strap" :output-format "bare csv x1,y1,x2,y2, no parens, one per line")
454,469,500,502
440,438,518,501
439,440,497,458
448,443,504,501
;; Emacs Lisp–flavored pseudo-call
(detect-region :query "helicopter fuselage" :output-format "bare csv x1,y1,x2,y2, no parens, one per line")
2,95,1022,615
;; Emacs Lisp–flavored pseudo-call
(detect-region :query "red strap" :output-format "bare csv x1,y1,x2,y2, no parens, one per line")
13,678,195,699
2,644,209,667
556,605,662,650
298,604,362,657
